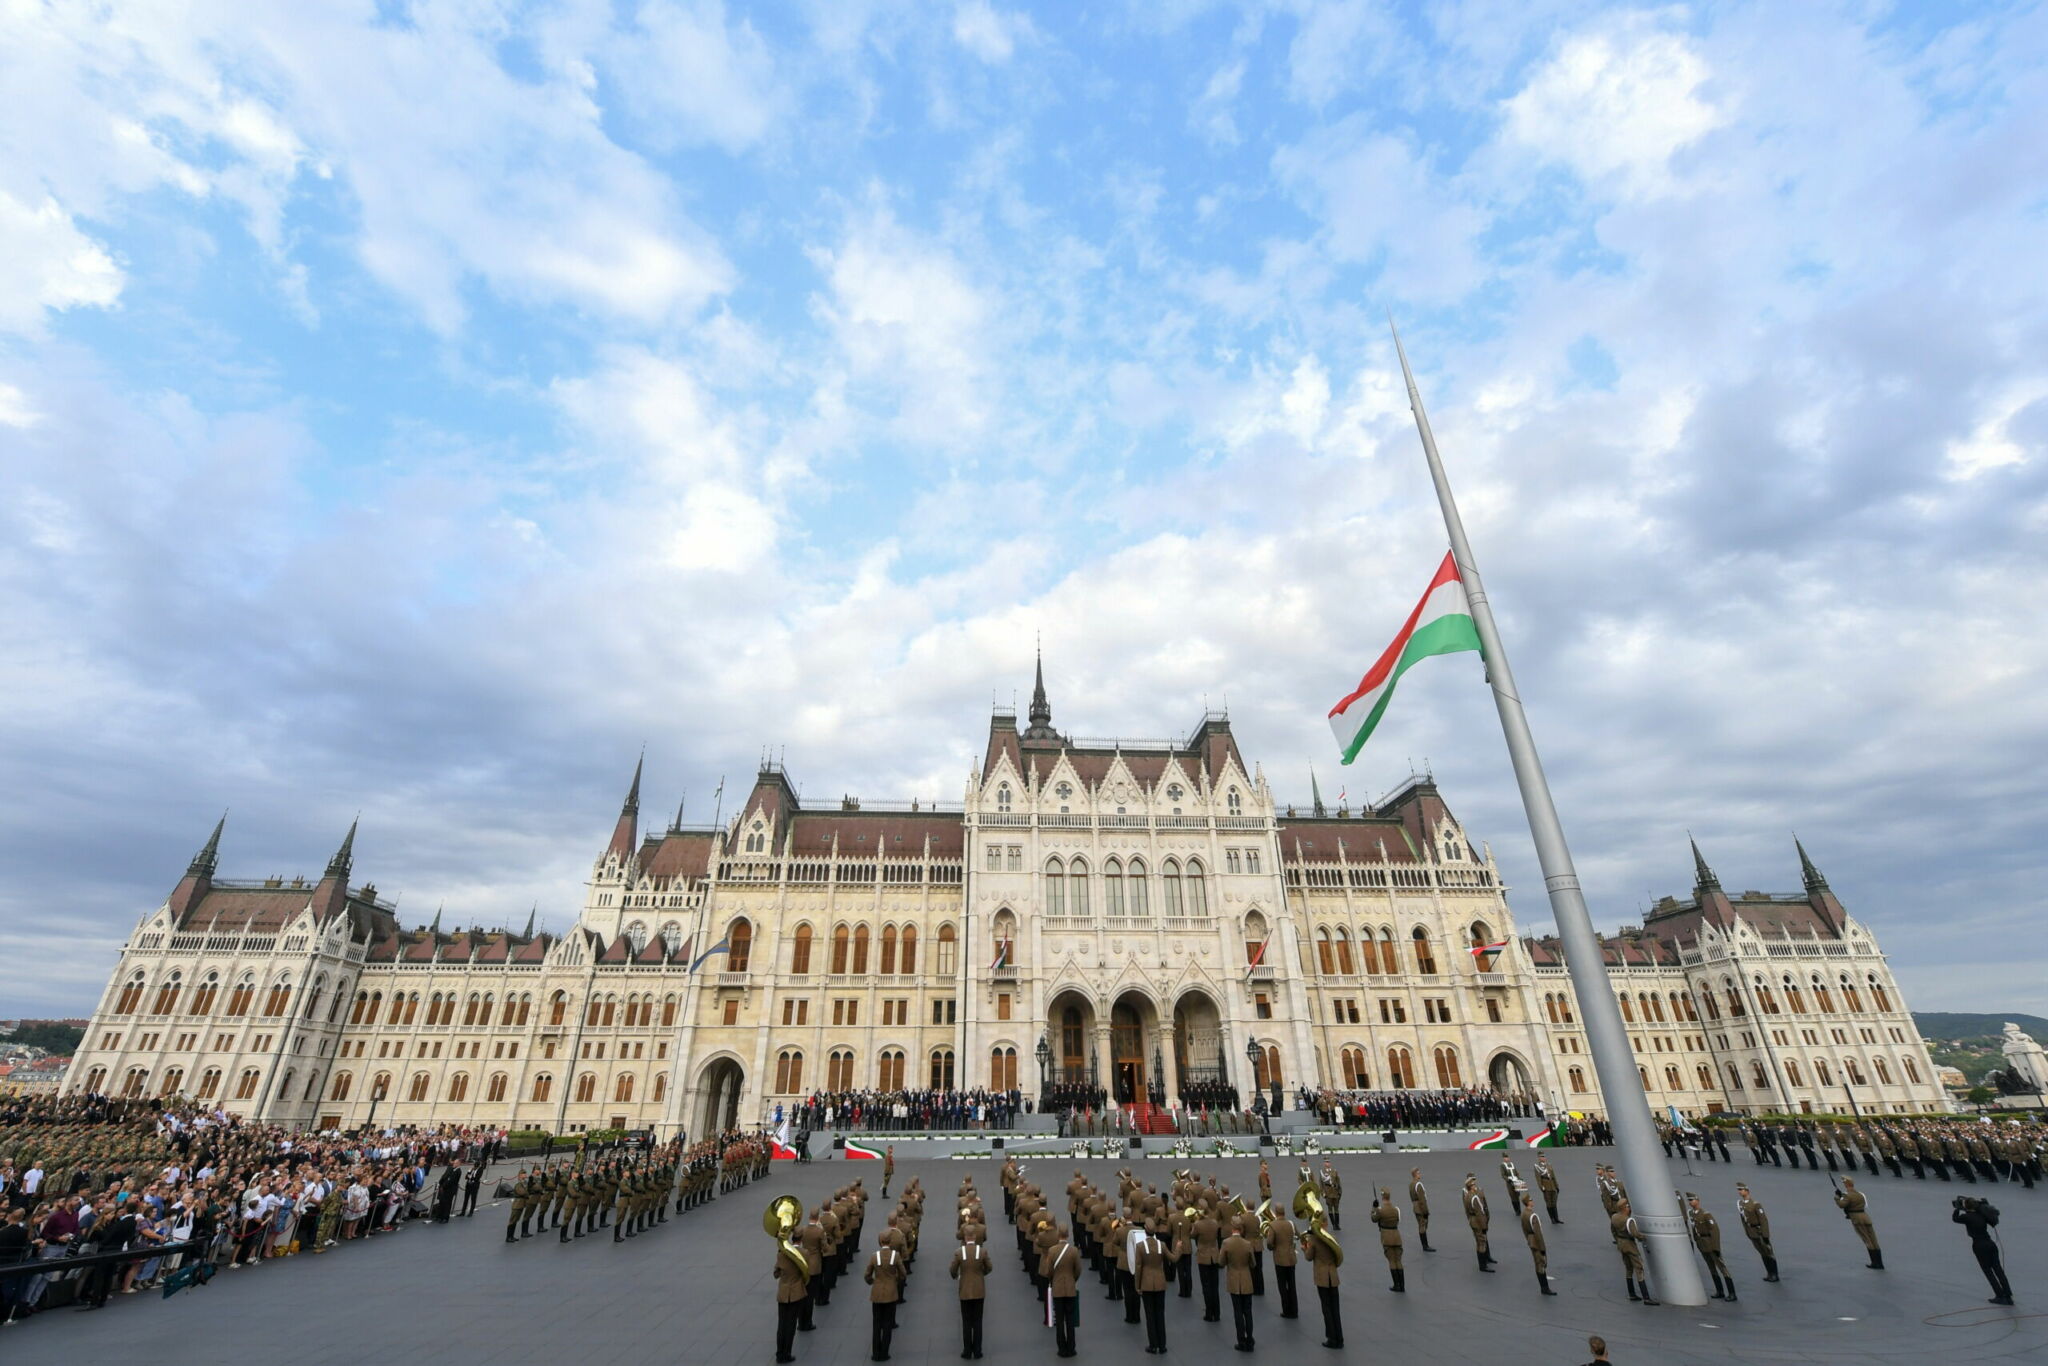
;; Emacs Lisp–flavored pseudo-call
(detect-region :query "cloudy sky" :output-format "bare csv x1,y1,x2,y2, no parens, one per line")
3,1,2045,1021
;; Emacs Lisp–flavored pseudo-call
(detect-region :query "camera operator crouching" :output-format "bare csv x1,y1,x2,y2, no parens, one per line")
1952,1196,2014,1306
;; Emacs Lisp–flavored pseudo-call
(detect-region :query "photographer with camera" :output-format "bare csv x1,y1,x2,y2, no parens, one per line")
1951,1196,2014,1306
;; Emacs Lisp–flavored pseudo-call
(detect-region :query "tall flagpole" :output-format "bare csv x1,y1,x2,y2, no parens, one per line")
1390,319,1705,1306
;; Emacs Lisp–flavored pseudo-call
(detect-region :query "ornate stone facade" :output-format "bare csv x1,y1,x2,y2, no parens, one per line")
64,672,1948,1131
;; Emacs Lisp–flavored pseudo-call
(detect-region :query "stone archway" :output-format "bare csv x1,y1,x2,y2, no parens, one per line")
1171,989,1226,1105
1110,990,1161,1105
697,1056,745,1137
1044,988,1100,1105
1487,1050,1534,1102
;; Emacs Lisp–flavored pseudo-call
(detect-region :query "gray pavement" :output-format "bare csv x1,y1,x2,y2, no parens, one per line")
13,1146,2043,1365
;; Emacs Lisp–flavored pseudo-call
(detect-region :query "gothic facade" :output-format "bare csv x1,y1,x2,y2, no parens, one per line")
64,671,1949,1132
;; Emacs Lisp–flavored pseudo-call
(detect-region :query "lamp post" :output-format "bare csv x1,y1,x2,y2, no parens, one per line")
1245,1037,1260,1110
1036,1033,1051,1096
366,1079,389,1134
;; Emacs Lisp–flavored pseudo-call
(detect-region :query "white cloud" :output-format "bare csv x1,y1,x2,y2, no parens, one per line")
1285,0,1393,107
1193,58,1246,146
0,192,124,333
0,381,40,428
606,0,786,152
1502,23,1726,196
952,2,1031,64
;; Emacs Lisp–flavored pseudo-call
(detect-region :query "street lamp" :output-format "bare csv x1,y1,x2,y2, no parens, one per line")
1245,1037,1260,1108
1036,1033,1051,1092
365,1078,389,1134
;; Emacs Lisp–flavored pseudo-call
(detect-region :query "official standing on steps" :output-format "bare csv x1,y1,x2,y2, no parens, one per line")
1736,1183,1779,1282
1835,1177,1883,1269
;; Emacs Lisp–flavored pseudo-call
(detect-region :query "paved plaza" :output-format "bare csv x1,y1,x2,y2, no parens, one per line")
21,1146,2044,1365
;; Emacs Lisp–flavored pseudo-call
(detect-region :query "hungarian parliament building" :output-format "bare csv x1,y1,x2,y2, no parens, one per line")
67,669,1949,1134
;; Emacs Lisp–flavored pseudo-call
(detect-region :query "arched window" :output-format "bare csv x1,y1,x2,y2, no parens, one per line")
586,995,604,1028
268,977,298,1018
486,1073,508,1103
231,1068,259,1100
1333,927,1354,975
1253,1043,1282,1090
602,994,617,1026
1161,859,1182,916
1902,1056,1921,1084
1127,858,1149,916
448,1072,470,1102
1469,922,1501,971
851,924,870,974
653,1072,668,1102
114,972,146,1016
1432,1045,1461,1088
1411,927,1437,975
828,1049,855,1091
549,991,568,1027
1754,979,1779,1014
1813,977,1835,1013
1386,1045,1416,1089
350,991,370,1025
728,919,753,972
1723,979,1744,1017
1638,1065,1652,1089
1184,860,1207,916
387,991,406,1025
626,920,648,953
467,993,484,1027
1227,788,1242,814
614,1073,636,1102
1068,858,1090,918
160,1066,184,1096
407,1071,430,1102
1544,994,1560,1024
330,1072,353,1101
227,976,256,1018
775,1049,803,1093
1340,1045,1369,1088
1664,1065,1683,1090
1244,910,1269,967
1619,993,1635,1023
123,1067,150,1099
1784,978,1806,1014
1317,928,1336,975
1568,1066,1587,1092
990,1046,1018,1091
900,924,918,973
151,972,183,1016
1648,992,1667,1023
878,1049,905,1091
83,1064,109,1094
832,924,851,974
1873,1057,1893,1085
1104,858,1124,916
929,1048,956,1090
996,783,1011,812
660,994,676,1026
1783,1058,1803,1086
1866,976,1891,1012
532,1074,553,1102
746,823,766,854
1045,857,1065,916
1725,1063,1744,1091
1695,1063,1714,1090
1814,1058,1833,1086
1748,1059,1768,1088
196,1067,220,1099
791,924,814,974
189,973,220,1016
880,925,898,974
575,1073,597,1103
1844,1056,1868,1086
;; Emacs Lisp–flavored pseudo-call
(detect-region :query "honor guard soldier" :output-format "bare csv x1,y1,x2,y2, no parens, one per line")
1521,1192,1555,1295
949,1229,989,1358
1371,1187,1404,1292
1267,1199,1301,1314
1321,1161,1343,1230
883,1146,895,1199
1610,1197,1658,1305
1499,1156,1521,1210
1258,1159,1273,1203
1462,1174,1494,1272
1193,1200,1223,1321
1734,1184,1777,1282
1535,1154,1562,1223
1834,1177,1882,1269
1301,1212,1344,1349
798,1210,827,1327
865,1240,904,1362
1686,1192,1735,1300
505,1167,530,1243
1409,1168,1433,1251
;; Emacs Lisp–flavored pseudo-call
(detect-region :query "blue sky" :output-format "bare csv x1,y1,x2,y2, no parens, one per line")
3,0,2046,1019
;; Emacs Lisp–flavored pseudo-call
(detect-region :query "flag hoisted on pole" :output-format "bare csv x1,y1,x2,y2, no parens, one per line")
1376,318,1707,1306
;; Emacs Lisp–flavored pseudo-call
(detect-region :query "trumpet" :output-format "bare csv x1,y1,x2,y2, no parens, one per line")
764,1193,808,1277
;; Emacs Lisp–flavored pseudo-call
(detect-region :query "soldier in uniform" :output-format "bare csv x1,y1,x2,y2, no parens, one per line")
1734,1183,1777,1282
505,1167,530,1243
1834,1176,1882,1269
882,1146,895,1199
1462,1174,1494,1272
1302,1212,1343,1349
1408,1168,1432,1251
1135,1221,1171,1354
1521,1192,1555,1295
1610,1196,1658,1305
1499,1155,1520,1211
1223,1214,1259,1351
949,1227,989,1359
460,1161,483,1218
1266,1199,1301,1315
1686,1192,1735,1301
773,1219,809,1365
798,1209,827,1327
1371,1187,1403,1292
1040,1222,1082,1359
1535,1153,1562,1224
1321,1161,1343,1231
1193,1200,1223,1321
865,1238,904,1362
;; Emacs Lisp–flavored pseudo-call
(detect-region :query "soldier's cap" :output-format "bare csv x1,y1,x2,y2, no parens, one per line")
1685,1192,1698,1200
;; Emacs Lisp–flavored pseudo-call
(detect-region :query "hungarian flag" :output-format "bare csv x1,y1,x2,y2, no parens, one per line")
1469,940,1509,956
1466,1129,1510,1150
1329,551,1482,763
1243,937,1268,980
843,1139,883,1160
992,937,1011,970
771,1119,800,1160
1525,1121,1565,1148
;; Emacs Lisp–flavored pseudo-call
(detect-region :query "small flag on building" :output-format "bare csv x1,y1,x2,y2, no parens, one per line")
688,936,731,973
1244,938,1268,981
1328,550,1482,764
992,936,1012,970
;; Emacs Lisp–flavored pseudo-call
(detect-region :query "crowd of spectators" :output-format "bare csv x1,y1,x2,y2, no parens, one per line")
0,1093,502,1327
786,1088,1028,1132
1303,1085,1544,1130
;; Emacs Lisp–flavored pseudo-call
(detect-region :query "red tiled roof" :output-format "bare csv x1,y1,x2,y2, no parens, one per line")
1276,818,1423,863
513,935,551,964
787,813,964,859
643,831,715,881
181,887,313,934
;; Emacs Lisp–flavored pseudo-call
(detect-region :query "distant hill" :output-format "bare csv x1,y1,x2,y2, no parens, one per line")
1913,1012,2048,1043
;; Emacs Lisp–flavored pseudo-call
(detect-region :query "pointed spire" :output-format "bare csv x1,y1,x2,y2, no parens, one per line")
1025,644,1053,736
624,751,644,812
1310,767,1326,818
522,905,536,938
429,904,442,934
1795,836,1829,893
1689,835,1719,892
606,755,644,862
189,811,227,876
670,791,686,833
325,817,358,880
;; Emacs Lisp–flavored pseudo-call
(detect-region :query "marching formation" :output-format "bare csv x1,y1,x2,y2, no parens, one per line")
502,1130,771,1246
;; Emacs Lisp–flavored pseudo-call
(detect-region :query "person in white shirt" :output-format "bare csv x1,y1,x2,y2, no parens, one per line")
21,1164,43,1201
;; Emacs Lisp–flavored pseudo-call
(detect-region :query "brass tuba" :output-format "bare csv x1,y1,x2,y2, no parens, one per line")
765,1194,808,1277
1253,1198,1276,1240
1292,1174,1343,1266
